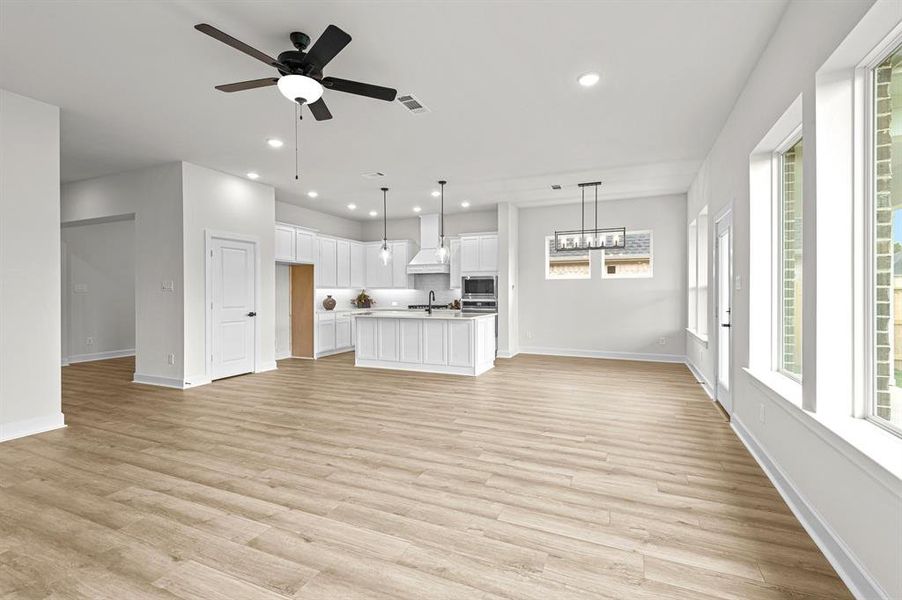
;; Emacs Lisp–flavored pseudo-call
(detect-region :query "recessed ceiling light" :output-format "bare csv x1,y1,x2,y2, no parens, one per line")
461,201,471,208
347,203,357,210
266,138,284,148
413,206,422,213
369,210,378,217
246,172,260,180
431,190,440,197
578,72,600,87
307,191,318,198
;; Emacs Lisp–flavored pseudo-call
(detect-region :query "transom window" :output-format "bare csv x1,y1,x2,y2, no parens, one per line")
545,236,590,279
601,231,653,279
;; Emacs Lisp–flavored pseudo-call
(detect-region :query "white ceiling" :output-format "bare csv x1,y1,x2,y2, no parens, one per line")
0,0,786,220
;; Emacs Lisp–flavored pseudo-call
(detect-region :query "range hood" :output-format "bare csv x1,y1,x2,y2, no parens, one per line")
407,214,450,274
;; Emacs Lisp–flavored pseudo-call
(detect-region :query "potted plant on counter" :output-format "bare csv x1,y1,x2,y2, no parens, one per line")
353,290,374,309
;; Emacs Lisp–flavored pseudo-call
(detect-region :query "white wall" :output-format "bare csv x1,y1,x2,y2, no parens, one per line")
686,1,901,597
0,89,63,441
518,194,686,360
275,264,291,359
497,203,520,357
360,209,497,242
61,162,184,384
61,217,135,361
182,162,276,381
276,198,363,240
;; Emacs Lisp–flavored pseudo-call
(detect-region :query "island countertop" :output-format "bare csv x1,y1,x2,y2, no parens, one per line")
352,310,493,321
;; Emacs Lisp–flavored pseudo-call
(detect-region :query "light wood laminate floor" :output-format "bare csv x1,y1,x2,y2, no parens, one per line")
0,354,851,599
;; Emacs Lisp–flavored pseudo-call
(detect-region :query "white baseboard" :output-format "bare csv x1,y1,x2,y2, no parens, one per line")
684,359,715,401
275,350,291,360
497,350,520,359
133,373,187,389
183,375,211,389
732,416,888,600
255,361,278,373
67,349,135,364
315,347,354,359
0,412,66,442
519,346,686,363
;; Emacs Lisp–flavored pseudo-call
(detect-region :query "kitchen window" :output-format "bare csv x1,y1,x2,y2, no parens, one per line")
778,137,803,380
545,236,590,279
602,231,653,279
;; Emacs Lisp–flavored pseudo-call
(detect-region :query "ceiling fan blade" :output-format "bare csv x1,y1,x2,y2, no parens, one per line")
322,77,397,102
195,23,287,70
304,25,352,71
307,98,333,121
214,78,279,93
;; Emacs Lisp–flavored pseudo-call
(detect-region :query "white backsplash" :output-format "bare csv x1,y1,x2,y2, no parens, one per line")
317,274,460,311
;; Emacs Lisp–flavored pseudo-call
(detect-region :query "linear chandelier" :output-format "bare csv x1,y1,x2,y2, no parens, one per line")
554,181,626,252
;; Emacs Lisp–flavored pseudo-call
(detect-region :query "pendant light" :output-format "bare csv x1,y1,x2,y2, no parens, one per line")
435,180,449,264
553,181,626,252
379,187,392,265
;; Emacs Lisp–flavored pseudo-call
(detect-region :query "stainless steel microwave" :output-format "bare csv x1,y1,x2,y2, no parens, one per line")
461,275,497,299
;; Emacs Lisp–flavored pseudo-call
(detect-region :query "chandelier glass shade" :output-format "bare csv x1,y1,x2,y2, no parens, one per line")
553,182,626,252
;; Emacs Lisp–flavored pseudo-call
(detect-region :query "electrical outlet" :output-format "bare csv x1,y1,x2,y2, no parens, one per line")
161,280,174,292
527,331,534,340
391,301,398,306
658,336,667,345
759,403,766,424
735,275,742,291
167,353,175,366
86,336,94,346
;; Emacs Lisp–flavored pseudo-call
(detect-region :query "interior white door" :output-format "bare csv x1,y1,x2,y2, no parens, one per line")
211,237,256,380
715,212,732,413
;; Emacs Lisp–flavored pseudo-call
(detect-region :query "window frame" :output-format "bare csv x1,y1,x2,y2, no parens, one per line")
600,229,654,280
544,235,591,280
863,39,902,438
773,129,804,383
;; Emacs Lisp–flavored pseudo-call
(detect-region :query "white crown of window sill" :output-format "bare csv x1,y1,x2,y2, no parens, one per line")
686,328,709,346
744,368,902,491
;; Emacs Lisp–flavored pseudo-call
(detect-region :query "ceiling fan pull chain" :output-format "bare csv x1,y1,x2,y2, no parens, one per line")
294,102,300,180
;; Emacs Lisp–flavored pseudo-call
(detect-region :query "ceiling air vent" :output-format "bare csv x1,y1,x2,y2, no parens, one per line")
397,94,430,114
361,171,386,179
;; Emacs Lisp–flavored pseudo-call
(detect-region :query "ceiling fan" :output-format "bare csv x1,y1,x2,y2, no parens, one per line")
195,23,397,121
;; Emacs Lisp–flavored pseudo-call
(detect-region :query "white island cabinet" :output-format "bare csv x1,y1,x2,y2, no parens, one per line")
354,312,495,376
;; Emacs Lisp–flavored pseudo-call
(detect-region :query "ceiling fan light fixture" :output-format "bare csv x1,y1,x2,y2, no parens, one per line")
277,74,324,104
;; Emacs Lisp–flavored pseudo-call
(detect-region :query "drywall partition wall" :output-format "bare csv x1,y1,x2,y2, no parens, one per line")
61,162,185,386
518,194,686,360
0,89,63,441
61,218,136,362
360,209,498,242
276,198,363,239
275,264,291,359
685,0,901,597
181,163,276,383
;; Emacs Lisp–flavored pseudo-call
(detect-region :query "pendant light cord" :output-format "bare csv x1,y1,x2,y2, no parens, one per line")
439,180,446,240
581,186,585,246
594,184,598,241
381,187,389,245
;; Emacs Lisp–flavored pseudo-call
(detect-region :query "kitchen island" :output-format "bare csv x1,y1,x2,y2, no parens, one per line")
354,311,496,376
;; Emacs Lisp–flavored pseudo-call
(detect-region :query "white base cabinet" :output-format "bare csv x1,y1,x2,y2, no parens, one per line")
354,314,495,376
316,312,354,357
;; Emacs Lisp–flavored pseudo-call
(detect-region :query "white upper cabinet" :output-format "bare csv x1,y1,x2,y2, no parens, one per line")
350,241,366,288
449,237,461,288
295,228,316,264
274,224,296,262
318,237,337,288
459,233,498,274
365,241,415,289
336,239,350,288
391,241,414,289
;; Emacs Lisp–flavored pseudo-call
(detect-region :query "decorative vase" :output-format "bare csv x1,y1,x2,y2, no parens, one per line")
322,295,336,311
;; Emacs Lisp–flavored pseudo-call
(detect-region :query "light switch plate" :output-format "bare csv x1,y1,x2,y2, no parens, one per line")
161,280,174,292
73,283,88,294
735,275,741,291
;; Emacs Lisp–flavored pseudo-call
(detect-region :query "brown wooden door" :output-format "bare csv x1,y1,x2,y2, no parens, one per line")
290,264,314,358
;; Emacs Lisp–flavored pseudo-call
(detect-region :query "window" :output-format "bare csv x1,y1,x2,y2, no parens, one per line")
688,219,698,333
602,231,652,278
687,208,708,340
545,236,590,279
778,137,804,380
871,43,901,432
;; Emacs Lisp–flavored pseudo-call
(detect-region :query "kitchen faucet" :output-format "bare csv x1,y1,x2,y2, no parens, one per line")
427,290,435,315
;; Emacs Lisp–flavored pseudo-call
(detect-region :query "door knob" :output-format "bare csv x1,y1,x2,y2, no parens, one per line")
721,323,730,328
247,312,257,317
